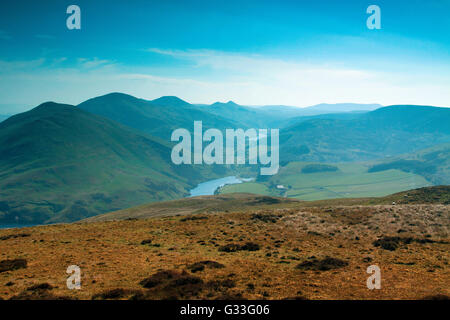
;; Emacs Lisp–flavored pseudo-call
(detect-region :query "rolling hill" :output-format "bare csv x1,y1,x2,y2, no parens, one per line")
85,185,450,223
0,102,229,224
194,102,382,128
280,105,450,162
192,101,284,128
368,143,450,185
77,93,239,139
84,193,298,222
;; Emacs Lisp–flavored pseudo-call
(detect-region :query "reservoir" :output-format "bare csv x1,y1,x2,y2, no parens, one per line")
189,176,244,197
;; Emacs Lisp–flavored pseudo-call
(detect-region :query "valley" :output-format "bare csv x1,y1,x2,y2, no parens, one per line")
219,162,432,200
1,93,449,227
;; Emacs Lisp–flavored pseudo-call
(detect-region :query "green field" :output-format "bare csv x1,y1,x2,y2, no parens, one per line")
219,162,431,200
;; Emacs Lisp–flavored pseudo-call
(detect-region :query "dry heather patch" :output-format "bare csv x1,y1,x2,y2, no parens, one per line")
285,205,449,241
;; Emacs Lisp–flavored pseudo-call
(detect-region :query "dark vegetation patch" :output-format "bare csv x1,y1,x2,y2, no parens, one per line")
138,269,239,299
140,239,153,245
283,296,309,300
250,196,282,205
218,242,260,252
0,259,27,273
0,233,31,241
180,215,208,222
251,213,281,223
140,270,181,288
301,164,338,174
92,288,144,300
140,270,204,299
369,160,436,177
10,291,71,300
187,261,225,273
373,236,448,251
205,279,236,291
10,282,71,300
296,257,348,271
27,283,53,291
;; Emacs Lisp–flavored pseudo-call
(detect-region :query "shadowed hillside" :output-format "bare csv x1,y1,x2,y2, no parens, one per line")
0,102,230,224
77,93,239,139
281,105,450,162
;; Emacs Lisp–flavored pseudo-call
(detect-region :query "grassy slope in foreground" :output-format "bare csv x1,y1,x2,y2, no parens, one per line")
0,186,448,300
84,193,299,222
219,162,431,200
83,186,450,222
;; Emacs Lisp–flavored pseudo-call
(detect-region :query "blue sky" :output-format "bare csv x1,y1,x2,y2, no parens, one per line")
0,0,449,113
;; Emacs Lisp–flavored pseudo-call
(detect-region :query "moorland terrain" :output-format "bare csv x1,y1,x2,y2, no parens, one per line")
0,187,448,300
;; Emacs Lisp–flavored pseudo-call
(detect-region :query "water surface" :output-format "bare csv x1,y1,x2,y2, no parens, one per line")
189,176,244,197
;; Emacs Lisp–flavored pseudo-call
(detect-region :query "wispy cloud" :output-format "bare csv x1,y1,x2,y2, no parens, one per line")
144,48,450,107
0,58,46,72
1,49,449,112
77,57,115,69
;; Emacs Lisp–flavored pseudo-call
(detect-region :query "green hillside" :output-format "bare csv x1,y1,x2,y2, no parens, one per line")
193,101,283,128
77,93,239,139
368,144,450,185
0,102,229,224
280,105,450,162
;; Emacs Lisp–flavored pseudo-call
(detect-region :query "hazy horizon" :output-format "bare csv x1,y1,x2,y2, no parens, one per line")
1,0,449,114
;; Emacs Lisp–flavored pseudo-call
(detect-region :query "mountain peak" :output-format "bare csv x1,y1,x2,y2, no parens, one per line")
35,101,67,108
151,96,191,107
211,100,239,107
33,102,77,113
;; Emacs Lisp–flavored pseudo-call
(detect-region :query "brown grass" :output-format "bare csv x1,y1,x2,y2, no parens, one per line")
0,202,448,300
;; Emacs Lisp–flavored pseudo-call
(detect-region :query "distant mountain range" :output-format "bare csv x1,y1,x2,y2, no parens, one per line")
78,93,238,139
0,93,448,224
252,102,382,116
193,101,382,128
